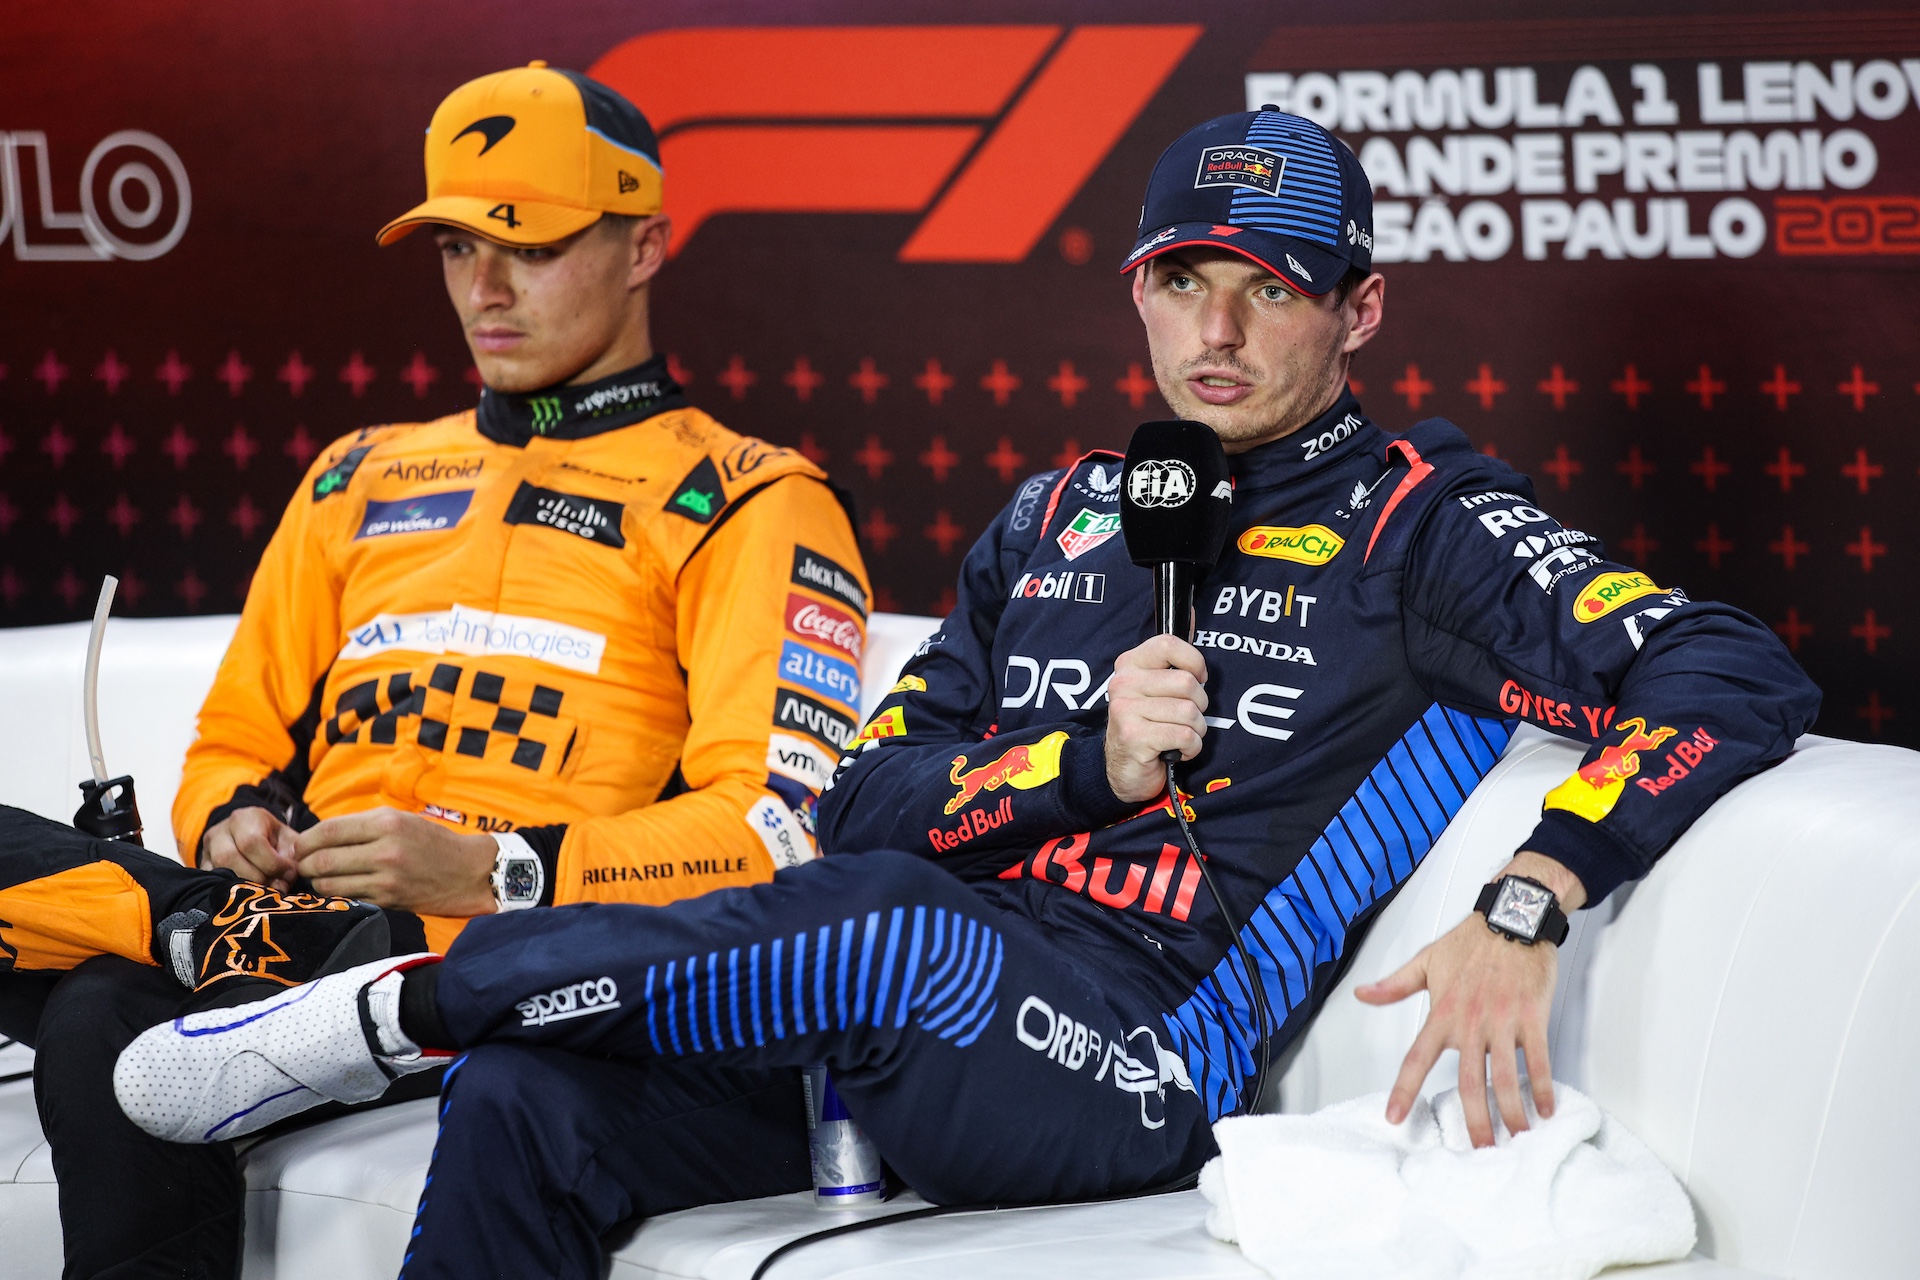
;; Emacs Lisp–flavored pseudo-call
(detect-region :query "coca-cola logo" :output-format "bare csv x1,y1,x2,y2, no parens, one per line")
784,592,863,661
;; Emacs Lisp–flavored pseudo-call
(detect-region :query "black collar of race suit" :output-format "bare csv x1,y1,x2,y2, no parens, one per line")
1226,389,1385,492
475,355,689,447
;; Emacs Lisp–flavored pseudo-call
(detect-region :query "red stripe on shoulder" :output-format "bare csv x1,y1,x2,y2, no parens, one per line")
1035,450,1124,542
1363,439,1436,564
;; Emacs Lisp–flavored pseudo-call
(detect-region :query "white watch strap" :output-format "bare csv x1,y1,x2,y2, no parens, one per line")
491,832,544,911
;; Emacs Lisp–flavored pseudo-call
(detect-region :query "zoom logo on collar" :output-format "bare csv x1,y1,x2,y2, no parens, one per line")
504,482,626,548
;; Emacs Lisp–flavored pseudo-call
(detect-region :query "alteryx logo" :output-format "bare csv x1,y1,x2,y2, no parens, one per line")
588,25,1202,261
355,490,473,539
780,640,860,710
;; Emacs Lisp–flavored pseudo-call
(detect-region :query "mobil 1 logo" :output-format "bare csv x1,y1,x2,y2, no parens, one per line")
1009,570,1105,603
774,688,857,752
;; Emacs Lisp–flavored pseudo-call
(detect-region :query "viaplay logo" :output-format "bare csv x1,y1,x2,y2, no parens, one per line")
589,25,1202,261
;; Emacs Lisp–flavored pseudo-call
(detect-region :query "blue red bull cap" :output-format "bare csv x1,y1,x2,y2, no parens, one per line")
1120,107,1374,297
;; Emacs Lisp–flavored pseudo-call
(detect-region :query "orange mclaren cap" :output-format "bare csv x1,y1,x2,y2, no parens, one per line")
378,61,663,247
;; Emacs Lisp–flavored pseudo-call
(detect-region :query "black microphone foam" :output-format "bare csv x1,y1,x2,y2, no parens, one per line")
1120,420,1233,568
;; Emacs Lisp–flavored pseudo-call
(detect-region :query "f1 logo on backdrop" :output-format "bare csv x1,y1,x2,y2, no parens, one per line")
2,131,191,261
588,25,1203,261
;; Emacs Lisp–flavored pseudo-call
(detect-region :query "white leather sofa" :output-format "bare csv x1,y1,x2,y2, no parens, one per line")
1,613,1915,1279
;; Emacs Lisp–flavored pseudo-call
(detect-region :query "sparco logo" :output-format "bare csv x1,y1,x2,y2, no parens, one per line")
1127,459,1196,508
504,482,628,549
516,976,621,1027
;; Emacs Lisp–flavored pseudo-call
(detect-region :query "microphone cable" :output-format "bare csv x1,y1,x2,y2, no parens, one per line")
1164,758,1274,1120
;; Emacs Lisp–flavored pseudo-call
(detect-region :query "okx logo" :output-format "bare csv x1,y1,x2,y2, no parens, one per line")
588,25,1203,261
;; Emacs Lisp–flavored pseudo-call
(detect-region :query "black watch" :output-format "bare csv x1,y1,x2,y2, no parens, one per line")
1474,875,1569,946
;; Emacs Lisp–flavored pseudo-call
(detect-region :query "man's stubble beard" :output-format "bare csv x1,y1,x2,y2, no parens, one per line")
1149,325,1350,452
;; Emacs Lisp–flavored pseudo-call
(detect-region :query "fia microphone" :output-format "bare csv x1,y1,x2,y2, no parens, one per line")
1119,420,1233,642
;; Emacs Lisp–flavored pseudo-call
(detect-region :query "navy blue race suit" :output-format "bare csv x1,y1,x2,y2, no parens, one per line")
400,394,1819,1276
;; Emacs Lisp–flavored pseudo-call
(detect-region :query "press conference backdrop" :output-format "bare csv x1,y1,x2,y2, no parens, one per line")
3,3,1917,746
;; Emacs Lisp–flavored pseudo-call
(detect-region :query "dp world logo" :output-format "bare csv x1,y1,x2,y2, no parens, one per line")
1128,459,1196,508
3,130,191,262
589,25,1202,262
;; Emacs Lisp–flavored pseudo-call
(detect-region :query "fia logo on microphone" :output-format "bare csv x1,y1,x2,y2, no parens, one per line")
1128,459,1196,508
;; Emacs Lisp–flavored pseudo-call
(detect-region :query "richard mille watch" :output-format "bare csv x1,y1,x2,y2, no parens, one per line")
490,832,545,912
1474,875,1569,946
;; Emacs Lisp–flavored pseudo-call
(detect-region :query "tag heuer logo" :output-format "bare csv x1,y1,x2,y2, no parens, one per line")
1056,507,1121,561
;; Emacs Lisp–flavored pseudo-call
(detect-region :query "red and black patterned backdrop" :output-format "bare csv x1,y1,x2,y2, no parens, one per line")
4,2,1918,746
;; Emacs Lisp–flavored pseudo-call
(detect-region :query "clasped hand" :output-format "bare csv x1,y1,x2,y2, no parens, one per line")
199,805,499,916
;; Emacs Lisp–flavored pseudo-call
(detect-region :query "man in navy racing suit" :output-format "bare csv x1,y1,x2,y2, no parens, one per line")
112,109,1819,1276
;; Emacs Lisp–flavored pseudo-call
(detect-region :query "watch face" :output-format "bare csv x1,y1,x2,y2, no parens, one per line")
502,857,539,902
1489,878,1552,939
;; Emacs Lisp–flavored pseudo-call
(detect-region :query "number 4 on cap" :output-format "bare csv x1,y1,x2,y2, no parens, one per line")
487,203,521,228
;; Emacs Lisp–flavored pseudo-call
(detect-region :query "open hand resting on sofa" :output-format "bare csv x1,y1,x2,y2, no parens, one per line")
1358,849,1587,1148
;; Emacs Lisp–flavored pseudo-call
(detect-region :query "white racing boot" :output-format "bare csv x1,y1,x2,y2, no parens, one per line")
114,953,447,1143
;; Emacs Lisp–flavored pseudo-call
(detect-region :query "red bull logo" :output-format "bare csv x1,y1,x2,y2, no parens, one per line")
1635,727,1721,795
944,730,1066,814
1543,716,1677,822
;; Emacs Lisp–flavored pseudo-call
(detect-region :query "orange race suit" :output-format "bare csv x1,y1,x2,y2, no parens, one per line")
163,354,870,953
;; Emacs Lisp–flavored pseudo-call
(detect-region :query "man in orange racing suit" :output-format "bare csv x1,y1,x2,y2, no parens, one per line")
0,63,866,1278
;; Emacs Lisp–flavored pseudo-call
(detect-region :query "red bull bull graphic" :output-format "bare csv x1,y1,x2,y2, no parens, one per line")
943,730,1067,815
1542,715,1678,821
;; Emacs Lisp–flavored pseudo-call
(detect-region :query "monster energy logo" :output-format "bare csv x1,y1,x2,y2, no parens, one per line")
674,489,715,518
528,396,564,433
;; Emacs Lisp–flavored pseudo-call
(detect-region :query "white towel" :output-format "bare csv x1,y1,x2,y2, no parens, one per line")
1199,1083,1695,1280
